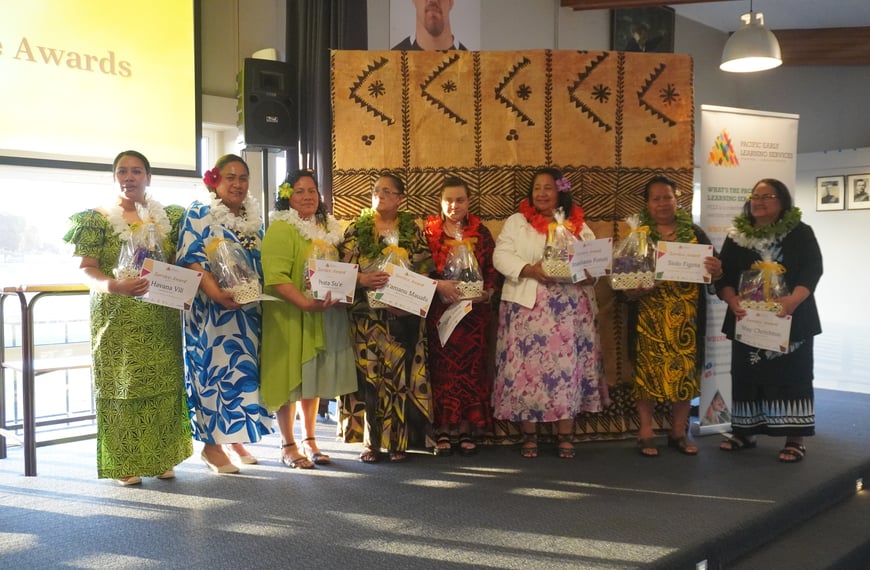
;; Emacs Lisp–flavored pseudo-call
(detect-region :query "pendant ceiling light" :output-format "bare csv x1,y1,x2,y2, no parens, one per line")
720,2,782,73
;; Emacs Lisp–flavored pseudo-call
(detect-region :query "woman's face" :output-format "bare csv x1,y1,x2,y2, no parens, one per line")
215,160,250,213
372,176,403,215
749,182,783,226
289,176,320,219
441,185,469,226
646,182,677,225
531,173,558,217
114,155,151,204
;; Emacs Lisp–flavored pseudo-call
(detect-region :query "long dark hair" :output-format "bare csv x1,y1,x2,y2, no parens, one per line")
277,169,327,224
526,167,573,216
742,178,793,224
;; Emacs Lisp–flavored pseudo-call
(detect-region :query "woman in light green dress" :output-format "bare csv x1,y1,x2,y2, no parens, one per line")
260,170,356,469
63,150,192,485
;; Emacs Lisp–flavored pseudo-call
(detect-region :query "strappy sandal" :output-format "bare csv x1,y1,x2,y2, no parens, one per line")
302,437,331,465
433,432,453,457
557,433,576,459
458,433,477,457
359,446,382,463
521,432,538,459
778,441,806,463
667,435,698,456
280,442,315,469
719,434,757,452
636,437,659,457
389,450,408,463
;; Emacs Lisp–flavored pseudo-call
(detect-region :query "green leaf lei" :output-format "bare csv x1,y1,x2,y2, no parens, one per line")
355,208,419,260
731,207,801,249
639,208,695,243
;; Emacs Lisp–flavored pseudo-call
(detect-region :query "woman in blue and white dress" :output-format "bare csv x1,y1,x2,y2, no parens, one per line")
177,154,272,474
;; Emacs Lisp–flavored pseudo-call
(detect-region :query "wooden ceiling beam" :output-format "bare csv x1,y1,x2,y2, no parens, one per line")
561,0,728,9
776,27,870,66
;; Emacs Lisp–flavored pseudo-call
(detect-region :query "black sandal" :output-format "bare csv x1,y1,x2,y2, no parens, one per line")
778,442,806,463
637,437,659,457
521,432,538,458
302,437,331,465
280,442,315,469
557,433,576,459
458,433,477,457
433,433,453,457
667,435,698,456
719,434,757,452
359,446,382,463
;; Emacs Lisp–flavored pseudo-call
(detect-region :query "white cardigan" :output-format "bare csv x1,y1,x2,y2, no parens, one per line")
493,212,596,309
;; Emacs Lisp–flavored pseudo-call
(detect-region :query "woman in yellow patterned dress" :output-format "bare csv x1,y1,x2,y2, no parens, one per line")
624,176,723,457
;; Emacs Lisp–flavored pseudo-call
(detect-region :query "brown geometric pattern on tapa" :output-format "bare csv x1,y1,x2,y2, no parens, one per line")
331,49,694,437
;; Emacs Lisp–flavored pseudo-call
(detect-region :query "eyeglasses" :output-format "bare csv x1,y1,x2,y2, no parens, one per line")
748,194,779,201
372,188,402,198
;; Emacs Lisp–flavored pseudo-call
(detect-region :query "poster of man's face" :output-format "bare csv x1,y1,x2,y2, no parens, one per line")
390,0,481,51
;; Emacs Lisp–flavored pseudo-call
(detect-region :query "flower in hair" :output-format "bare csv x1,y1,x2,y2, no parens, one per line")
203,167,221,189
555,177,571,193
278,181,294,200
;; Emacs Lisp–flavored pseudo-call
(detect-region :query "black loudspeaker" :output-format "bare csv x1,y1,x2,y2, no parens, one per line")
236,58,297,151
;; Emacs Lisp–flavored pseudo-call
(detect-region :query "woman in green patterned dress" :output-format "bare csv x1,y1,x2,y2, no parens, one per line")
63,150,192,485
623,176,723,457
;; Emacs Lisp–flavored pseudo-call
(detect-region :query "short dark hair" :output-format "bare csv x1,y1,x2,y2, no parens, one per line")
276,169,327,223
113,150,151,175
377,171,406,195
642,175,677,201
526,167,573,216
441,175,471,197
742,178,793,223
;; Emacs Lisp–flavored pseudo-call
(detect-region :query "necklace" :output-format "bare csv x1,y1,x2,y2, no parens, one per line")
355,208,418,260
270,209,343,246
209,194,262,250
639,208,695,243
730,207,801,250
425,214,483,273
518,199,585,236
106,196,171,241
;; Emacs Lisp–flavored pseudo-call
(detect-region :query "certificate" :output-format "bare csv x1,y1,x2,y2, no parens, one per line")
654,242,713,284
436,300,472,347
308,259,358,304
369,264,437,317
735,309,792,352
569,237,612,281
140,259,203,310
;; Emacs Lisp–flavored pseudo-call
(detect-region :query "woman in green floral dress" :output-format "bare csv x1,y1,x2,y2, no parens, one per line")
63,150,192,485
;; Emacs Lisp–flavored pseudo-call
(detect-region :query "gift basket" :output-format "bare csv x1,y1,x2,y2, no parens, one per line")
207,231,261,304
365,230,409,309
443,223,483,299
541,207,576,283
303,239,339,297
738,254,789,312
610,214,655,290
114,213,165,280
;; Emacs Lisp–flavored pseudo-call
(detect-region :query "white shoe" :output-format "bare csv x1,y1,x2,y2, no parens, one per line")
225,444,258,464
156,469,175,479
201,451,239,474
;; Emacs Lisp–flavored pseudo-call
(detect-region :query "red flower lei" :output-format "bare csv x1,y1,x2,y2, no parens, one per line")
518,199,585,236
425,214,482,273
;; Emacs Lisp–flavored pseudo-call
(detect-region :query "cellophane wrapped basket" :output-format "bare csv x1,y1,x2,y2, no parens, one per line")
208,233,260,304
738,253,789,313
610,214,655,290
365,230,409,309
443,223,483,299
541,207,576,283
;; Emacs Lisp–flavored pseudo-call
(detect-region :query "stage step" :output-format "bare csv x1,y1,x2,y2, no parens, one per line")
729,490,870,570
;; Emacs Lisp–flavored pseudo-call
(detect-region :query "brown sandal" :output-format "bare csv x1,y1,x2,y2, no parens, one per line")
281,442,315,469
667,435,698,456
359,446,382,463
637,437,659,457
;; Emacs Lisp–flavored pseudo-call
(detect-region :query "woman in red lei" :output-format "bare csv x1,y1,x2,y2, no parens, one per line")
492,167,604,459
423,176,499,456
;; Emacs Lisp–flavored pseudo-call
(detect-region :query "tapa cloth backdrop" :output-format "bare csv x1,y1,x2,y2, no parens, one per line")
331,49,694,438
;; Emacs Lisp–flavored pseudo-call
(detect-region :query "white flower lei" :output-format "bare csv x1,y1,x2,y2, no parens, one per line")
269,209,343,246
209,194,262,248
106,195,171,241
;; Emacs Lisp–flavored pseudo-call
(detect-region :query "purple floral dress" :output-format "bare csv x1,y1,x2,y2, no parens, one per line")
492,282,603,422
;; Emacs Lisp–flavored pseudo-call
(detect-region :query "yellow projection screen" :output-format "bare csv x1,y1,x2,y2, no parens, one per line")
0,0,200,175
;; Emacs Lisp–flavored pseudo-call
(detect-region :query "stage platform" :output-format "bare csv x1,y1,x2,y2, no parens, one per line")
1,388,868,569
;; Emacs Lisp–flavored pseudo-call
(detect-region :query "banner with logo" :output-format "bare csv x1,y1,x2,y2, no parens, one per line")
697,105,799,435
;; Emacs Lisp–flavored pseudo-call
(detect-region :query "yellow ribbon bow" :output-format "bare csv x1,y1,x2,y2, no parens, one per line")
307,239,338,261
381,244,410,265
205,236,228,255
751,260,786,300
444,237,478,249
630,225,651,256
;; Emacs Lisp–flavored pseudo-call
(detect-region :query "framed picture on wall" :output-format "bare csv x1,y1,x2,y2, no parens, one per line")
846,174,870,210
611,7,675,53
816,176,845,211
